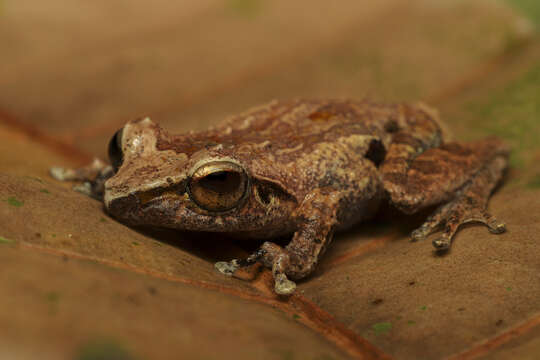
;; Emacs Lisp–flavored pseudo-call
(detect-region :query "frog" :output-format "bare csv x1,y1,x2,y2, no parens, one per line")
50,99,509,295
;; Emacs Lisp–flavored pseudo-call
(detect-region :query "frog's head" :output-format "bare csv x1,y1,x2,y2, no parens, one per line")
103,117,297,234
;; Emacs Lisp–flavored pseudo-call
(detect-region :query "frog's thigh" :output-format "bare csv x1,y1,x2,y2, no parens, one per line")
383,138,509,250
382,138,509,212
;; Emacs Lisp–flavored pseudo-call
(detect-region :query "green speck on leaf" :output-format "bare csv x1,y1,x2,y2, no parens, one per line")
45,291,60,315
132,241,140,246
75,338,135,360
408,320,416,325
226,0,262,18
372,322,392,335
292,314,301,320
100,217,107,223
40,188,50,194
314,355,335,360
24,176,44,183
51,234,56,238
6,196,24,207
506,286,512,291
273,349,295,360
420,305,427,311
345,275,350,281
0,236,14,244
527,175,540,189
46,291,60,303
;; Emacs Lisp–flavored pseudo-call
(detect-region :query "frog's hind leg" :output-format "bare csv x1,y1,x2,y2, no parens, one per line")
50,158,113,199
382,138,509,251
410,155,507,250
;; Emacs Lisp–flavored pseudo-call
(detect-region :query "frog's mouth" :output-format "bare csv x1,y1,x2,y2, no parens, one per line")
105,182,187,224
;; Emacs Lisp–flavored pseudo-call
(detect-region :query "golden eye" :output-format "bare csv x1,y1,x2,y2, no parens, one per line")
188,161,248,212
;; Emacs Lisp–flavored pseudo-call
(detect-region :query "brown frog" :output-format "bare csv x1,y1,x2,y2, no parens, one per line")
50,99,509,295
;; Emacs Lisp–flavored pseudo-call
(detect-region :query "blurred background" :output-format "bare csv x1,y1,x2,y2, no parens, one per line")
0,0,537,168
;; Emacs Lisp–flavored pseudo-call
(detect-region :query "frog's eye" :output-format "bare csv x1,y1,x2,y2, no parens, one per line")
108,128,124,173
188,161,248,212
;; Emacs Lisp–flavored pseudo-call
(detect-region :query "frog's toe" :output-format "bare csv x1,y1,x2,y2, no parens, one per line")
73,182,93,196
483,213,506,234
50,167,76,181
429,207,507,251
432,236,451,251
214,259,240,276
410,216,441,242
489,222,507,234
274,273,296,295
410,227,429,242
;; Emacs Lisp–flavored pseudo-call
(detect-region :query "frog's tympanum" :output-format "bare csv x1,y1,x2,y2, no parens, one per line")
51,99,508,295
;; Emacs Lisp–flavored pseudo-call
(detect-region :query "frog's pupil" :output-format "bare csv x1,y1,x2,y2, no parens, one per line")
199,171,241,194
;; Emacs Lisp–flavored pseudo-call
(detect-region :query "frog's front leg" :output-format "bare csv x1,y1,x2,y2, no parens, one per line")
50,158,113,199
382,137,509,251
216,189,340,295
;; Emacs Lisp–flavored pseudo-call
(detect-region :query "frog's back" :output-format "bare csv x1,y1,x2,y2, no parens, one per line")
160,99,440,158
214,99,441,152
217,99,392,145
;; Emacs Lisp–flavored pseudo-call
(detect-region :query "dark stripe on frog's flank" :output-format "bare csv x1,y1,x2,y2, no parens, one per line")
364,138,387,167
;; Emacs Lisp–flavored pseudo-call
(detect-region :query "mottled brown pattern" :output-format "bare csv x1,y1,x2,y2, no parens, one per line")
51,99,509,295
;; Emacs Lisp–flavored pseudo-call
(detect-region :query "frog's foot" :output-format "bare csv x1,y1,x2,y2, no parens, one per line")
273,273,297,296
50,158,113,199
214,259,242,276
215,243,298,295
410,160,507,251
215,190,339,295
411,203,505,251
50,158,109,182
260,243,298,295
